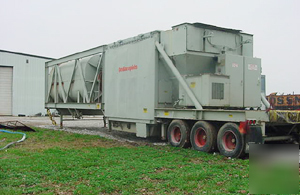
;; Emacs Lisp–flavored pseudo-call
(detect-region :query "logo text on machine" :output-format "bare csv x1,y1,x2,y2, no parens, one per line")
119,65,138,72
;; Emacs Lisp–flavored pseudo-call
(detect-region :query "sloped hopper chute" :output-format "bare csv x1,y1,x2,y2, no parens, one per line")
47,54,103,104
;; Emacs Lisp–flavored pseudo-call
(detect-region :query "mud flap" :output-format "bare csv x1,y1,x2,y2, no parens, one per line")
245,126,263,153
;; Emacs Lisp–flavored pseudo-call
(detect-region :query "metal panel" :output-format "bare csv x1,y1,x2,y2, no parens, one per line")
158,79,172,103
244,57,261,107
160,30,173,56
178,75,203,106
204,30,241,55
179,74,229,107
186,25,204,52
110,121,136,133
156,42,202,109
45,103,101,110
217,54,244,107
104,35,159,120
261,75,266,95
205,75,230,106
107,117,153,124
241,33,253,57
0,66,13,115
170,25,187,56
136,123,148,138
157,56,176,107
155,108,270,122
172,53,216,75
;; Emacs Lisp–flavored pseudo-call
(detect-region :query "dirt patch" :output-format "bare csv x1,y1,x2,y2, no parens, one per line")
0,116,168,151
17,134,136,151
41,182,77,195
153,167,170,173
0,116,167,147
20,139,127,151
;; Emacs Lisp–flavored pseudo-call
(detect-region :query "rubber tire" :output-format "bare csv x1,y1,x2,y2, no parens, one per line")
167,120,190,148
190,121,217,153
217,123,245,158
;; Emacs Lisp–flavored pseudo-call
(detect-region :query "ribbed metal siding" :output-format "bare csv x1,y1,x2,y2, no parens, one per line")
0,66,13,115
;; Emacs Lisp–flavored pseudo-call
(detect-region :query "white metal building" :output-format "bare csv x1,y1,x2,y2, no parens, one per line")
0,50,53,116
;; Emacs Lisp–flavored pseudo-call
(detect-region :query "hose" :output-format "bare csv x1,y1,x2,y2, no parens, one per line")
0,130,26,150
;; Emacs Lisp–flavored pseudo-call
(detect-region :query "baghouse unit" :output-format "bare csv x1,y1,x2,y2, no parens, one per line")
45,23,300,158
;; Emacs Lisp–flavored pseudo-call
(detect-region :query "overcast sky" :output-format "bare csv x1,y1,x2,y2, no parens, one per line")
0,0,299,95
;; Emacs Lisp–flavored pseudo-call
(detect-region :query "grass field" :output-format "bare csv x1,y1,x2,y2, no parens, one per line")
0,128,250,194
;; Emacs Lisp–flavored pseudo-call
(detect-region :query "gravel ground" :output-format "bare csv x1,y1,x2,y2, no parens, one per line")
0,116,167,146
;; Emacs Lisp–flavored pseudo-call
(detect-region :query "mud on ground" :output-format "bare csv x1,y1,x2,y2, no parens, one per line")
0,116,167,146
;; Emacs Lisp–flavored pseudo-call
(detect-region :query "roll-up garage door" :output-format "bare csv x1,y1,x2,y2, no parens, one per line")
0,66,13,115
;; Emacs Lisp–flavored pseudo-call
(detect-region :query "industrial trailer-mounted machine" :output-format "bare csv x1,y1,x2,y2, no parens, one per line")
45,23,300,158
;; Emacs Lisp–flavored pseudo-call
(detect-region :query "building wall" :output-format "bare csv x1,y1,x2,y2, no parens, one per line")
0,51,52,116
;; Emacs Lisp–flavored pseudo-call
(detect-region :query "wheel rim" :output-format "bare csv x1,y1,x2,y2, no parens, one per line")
222,130,237,151
195,128,207,147
171,126,181,143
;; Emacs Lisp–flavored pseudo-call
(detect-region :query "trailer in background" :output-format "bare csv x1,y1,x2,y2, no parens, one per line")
267,94,300,110
45,23,300,158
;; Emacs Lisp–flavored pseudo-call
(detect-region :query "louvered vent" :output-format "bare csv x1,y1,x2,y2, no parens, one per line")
212,83,224,99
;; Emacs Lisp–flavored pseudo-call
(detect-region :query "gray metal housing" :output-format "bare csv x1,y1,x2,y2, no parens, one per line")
45,23,268,137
